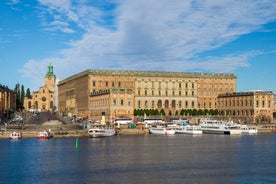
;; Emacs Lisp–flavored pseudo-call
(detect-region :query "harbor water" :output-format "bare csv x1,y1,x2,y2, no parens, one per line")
1,133,276,184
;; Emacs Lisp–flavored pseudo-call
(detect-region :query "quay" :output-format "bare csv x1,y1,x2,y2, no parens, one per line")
1,123,276,139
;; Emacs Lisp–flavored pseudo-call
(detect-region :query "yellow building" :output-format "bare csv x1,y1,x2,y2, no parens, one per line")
24,64,56,112
58,69,236,122
217,91,274,123
0,85,16,119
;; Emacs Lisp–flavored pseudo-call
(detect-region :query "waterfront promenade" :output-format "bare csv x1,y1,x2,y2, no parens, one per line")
0,111,275,139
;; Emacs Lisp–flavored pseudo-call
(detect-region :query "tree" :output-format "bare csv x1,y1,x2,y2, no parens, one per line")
26,88,32,98
20,85,25,105
13,83,26,111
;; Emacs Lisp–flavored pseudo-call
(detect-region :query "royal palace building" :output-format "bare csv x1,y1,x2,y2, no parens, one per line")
58,69,236,122
24,64,56,112
217,91,274,124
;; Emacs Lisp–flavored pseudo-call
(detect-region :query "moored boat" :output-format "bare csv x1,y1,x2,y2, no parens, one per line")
37,130,53,139
175,125,203,135
88,123,116,138
174,120,202,135
199,119,242,135
9,131,22,140
149,125,175,135
240,125,258,134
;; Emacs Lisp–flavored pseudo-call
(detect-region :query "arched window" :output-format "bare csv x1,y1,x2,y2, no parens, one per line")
158,100,162,108
165,100,169,108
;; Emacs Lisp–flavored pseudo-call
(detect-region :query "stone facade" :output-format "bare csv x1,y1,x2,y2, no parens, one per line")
89,88,134,123
58,69,236,121
24,64,56,112
217,91,274,123
0,85,16,119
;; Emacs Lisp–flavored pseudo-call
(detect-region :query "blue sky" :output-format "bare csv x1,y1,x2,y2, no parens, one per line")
1,0,276,93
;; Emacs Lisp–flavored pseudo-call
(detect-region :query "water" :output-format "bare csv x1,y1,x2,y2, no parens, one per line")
1,133,276,184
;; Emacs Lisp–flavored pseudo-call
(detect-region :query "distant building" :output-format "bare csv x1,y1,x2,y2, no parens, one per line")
58,69,236,122
217,91,274,123
0,85,16,119
24,64,56,112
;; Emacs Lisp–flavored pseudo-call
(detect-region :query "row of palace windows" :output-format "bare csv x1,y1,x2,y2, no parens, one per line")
92,80,134,88
137,100,200,109
137,81,195,89
198,83,234,89
137,90,195,97
138,100,216,109
91,99,132,107
218,100,271,108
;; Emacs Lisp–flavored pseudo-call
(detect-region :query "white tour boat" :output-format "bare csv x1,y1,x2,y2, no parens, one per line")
200,119,242,135
9,131,22,140
240,125,258,134
174,120,202,135
88,123,116,138
149,125,175,135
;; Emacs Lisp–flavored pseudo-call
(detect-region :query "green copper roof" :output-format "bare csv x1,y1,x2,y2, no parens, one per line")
45,63,56,78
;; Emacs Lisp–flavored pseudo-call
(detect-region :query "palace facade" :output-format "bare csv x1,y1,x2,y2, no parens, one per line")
217,91,274,124
58,69,236,122
0,85,16,119
24,64,56,112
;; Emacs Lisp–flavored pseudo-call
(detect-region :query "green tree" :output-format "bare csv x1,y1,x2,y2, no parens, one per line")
20,85,25,105
26,88,32,98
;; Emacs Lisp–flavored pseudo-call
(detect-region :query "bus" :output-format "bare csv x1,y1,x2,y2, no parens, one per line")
138,118,163,125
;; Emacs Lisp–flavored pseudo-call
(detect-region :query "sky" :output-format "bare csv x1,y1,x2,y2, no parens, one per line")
1,0,276,93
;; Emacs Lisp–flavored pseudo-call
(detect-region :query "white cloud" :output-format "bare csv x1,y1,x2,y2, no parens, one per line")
21,0,276,90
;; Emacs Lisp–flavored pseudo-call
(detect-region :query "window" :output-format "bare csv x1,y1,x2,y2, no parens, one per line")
121,99,124,106
112,81,115,87
113,99,116,105
145,90,147,96
165,100,169,108
106,81,109,87
118,82,121,87
158,100,162,108
92,81,96,87
151,101,155,108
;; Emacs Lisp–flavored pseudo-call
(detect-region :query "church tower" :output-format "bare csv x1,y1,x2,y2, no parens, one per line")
44,63,56,91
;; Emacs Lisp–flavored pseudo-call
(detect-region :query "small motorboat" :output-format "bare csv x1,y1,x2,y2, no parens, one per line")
9,131,22,140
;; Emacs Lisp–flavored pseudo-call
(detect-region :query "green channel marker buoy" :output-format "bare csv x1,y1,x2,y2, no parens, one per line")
76,137,79,149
